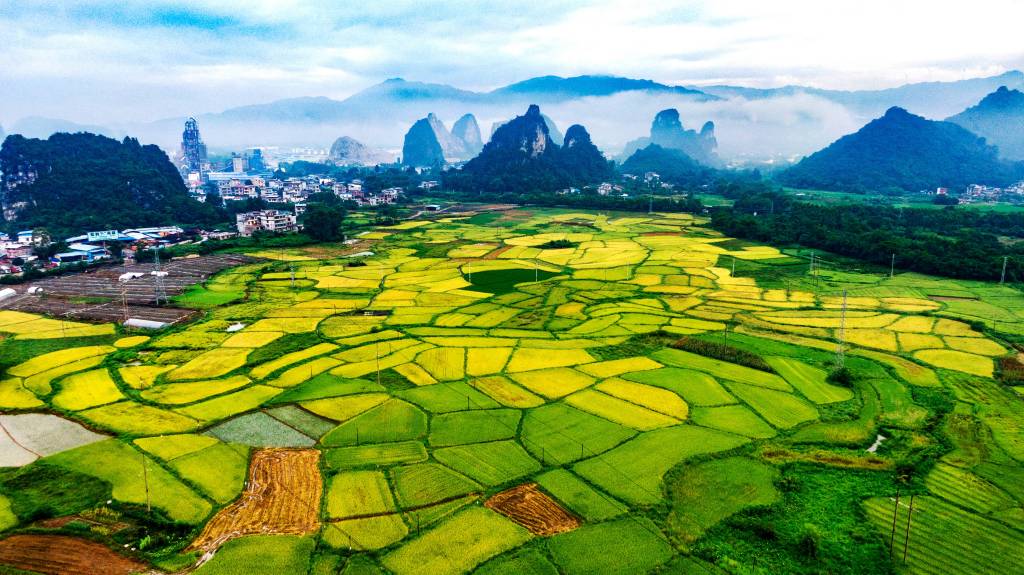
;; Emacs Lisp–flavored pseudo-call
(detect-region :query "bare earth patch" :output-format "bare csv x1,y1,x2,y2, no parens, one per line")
0,534,147,575
485,483,581,536
189,448,322,553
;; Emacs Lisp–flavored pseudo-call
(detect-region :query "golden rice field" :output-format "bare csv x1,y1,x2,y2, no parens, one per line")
0,208,1022,575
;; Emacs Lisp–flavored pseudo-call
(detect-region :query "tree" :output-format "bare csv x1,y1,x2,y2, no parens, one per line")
374,205,399,225
203,183,223,208
303,203,346,242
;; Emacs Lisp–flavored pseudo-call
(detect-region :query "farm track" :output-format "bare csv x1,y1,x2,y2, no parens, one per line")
485,483,581,536
0,534,149,575
189,448,322,553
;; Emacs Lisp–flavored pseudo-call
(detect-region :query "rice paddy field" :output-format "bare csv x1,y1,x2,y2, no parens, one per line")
0,207,1022,574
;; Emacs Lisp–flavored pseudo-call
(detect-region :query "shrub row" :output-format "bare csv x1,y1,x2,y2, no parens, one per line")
670,336,775,373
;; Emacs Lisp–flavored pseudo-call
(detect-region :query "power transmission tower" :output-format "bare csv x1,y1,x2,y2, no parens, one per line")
1000,256,1009,284
890,253,896,278
151,247,168,305
121,280,129,323
835,289,847,369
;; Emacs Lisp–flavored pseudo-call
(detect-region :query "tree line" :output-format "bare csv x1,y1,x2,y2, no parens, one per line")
711,190,1024,280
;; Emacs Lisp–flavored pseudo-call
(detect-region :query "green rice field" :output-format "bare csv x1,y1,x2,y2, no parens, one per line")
0,207,1022,574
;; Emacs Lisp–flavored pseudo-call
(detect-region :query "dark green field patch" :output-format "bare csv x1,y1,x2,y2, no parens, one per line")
521,403,636,464
691,405,777,438
398,382,501,413
547,517,673,575
321,400,427,447
324,441,428,470
467,268,560,295
535,469,627,522
270,376,385,404
666,457,780,546
0,462,111,521
428,409,520,447
433,441,541,486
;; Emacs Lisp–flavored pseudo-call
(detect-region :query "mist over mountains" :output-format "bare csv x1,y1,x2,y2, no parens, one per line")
6,71,1024,164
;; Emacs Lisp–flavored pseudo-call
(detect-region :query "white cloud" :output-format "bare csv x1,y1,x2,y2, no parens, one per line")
0,0,1021,127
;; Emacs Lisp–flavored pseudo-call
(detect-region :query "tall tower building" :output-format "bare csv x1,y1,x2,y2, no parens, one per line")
181,118,208,174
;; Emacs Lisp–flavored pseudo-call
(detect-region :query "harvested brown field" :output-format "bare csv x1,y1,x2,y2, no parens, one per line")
0,254,258,324
484,483,581,536
189,448,322,552
0,534,147,575
482,244,515,259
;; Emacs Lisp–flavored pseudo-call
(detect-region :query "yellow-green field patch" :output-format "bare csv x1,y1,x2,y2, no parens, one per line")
509,368,595,399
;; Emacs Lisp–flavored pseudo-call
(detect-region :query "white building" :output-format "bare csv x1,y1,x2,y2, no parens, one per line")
235,210,298,236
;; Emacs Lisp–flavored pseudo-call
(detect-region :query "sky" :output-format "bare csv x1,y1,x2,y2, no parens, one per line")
1,0,1023,126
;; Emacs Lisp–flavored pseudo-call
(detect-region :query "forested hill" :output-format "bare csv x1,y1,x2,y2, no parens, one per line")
711,192,1024,280
778,107,1023,192
0,132,218,236
619,144,717,187
947,86,1024,161
444,105,613,194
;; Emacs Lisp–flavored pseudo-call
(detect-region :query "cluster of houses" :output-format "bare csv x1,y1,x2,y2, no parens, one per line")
958,182,1024,204
0,226,197,275
194,175,404,209
556,173,670,198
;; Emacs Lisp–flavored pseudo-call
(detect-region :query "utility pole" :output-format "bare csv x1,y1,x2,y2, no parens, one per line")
467,261,472,283
889,488,900,555
890,253,895,278
142,453,151,514
289,261,295,289
732,256,736,276
902,494,915,563
1000,256,1008,284
648,191,653,215
835,289,847,369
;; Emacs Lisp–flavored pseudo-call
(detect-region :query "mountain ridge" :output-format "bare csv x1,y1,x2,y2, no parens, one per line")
947,86,1024,160
778,106,1023,192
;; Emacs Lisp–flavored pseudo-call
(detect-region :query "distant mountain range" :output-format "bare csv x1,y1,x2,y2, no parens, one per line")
947,86,1024,161
401,112,483,166
778,107,1023,192
6,71,1024,163
621,109,719,166
699,70,1024,120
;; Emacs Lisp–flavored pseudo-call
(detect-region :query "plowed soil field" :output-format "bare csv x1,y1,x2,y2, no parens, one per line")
484,482,581,536
189,448,322,552
0,534,146,575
